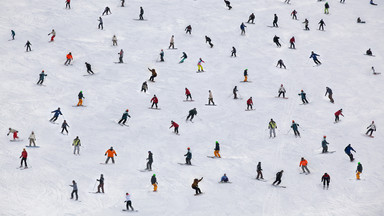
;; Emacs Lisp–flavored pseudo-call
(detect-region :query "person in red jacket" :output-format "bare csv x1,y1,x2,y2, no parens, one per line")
334,109,344,123
65,0,71,9
247,97,253,110
289,36,295,49
20,148,28,168
321,173,330,189
169,121,179,134
185,88,192,101
150,95,158,109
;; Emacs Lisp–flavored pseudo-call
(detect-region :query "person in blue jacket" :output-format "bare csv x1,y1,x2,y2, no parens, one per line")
291,120,300,137
240,23,247,35
309,51,321,65
344,144,356,162
184,147,192,165
11,30,15,40
118,109,131,125
298,90,309,104
220,173,229,183
37,70,47,85
50,108,62,122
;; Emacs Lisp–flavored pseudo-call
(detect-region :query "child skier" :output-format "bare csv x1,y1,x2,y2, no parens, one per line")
72,136,81,155
272,170,283,185
148,68,157,82
344,144,356,162
299,157,310,174
278,84,286,98
64,52,73,65
125,193,134,211
151,174,158,192
28,131,36,146
150,95,158,108
214,141,221,158
309,51,321,65
105,147,117,164
325,87,334,103
185,88,192,101
197,58,205,72
321,173,330,189
37,70,47,85
256,162,263,179
334,109,344,122
356,162,363,180
186,108,197,121
61,120,69,134
77,91,85,106
291,120,300,137
118,109,131,125
298,90,309,104
48,29,56,42
247,97,253,110
184,147,192,165
192,177,203,195
366,121,376,136
146,151,153,170
20,148,28,168
50,107,62,122
169,121,179,134
322,136,329,153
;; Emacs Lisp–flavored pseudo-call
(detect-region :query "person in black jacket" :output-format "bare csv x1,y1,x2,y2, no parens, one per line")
205,36,213,48
146,151,153,170
151,174,157,192
325,87,334,103
273,35,281,47
85,62,94,74
186,108,197,121
321,173,330,189
231,47,236,57
256,162,263,179
272,170,283,185
61,120,70,134
214,141,221,158
224,0,232,9
97,174,104,193
273,14,278,27
185,25,192,34
139,7,144,20
247,13,255,23
25,40,32,52
102,6,112,15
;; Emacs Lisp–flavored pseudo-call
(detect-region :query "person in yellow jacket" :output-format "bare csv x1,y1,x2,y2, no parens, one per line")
105,147,117,164
268,119,277,138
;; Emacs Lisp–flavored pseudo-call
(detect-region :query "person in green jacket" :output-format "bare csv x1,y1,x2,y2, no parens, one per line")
118,109,131,125
268,119,277,138
291,120,300,137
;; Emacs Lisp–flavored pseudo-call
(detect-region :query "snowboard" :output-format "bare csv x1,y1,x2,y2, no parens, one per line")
148,107,161,110
194,193,204,196
133,19,148,21
321,151,336,154
17,166,31,170
178,163,194,166
10,139,23,142
207,156,220,159
114,62,126,64
83,74,96,76
240,81,252,83
25,145,40,148
275,97,288,99
373,73,381,75
218,181,232,184
72,105,87,107
122,209,139,212
167,48,178,50
183,100,195,102
245,109,255,111
364,54,375,57
205,104,217,106
272,185,286,188
196,71,206,73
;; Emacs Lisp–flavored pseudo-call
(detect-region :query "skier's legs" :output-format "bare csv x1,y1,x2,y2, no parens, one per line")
335,115,339,122
111,157,115,163
356,171,361,180
105,157,110,164
304,166,310,173
190,115,194,120
234,93,237,99
304,98,309,103
348,153,354,161
152,183,157,191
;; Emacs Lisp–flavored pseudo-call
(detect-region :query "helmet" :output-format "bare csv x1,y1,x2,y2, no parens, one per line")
216,141,219,144
292,120,295,123
153,174,156,177
324,136,326,138
301,90,303,92
126,193,129,195
187,147,190,150
126,109,129,112
358,162,361,165
281,84,283,86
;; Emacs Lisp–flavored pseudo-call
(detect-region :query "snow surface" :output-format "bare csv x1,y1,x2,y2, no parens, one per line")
1,0,384,215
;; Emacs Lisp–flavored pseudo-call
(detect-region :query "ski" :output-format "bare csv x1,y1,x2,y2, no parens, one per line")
83,74,96,76
196,71,206,73
10,139,23,142
178,163,194,166
138,169,151,172
25,146,40,148
148,107,161,110
122,209,139,212
17,166,31,170
183,100,195,102
363,134,374,138
320,151,336,154
275,97,288,99
245,109,255,111
240,81,252,83
373,73,381,75
205,104,217,106
72,105,87,107
207,156,219,159
218,181,232,184
272,185,286,188
167,48,178,50
363,54,375,57
133,19,148,21
255,178,267,182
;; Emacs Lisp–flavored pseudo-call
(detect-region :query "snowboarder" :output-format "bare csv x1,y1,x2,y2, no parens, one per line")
208,90,215,105
105,147,117,164
141,81,148,92
25,40,32,52
233,86,238,99
321,173,330,189
65,0,71,9
243,69,248,82
170,121,179,134
272,170,283,185
325,87,334,103
247,97,253,110
318,19,326,31
72,136,81,155
366,48,373,56
256,162,263,179
299,157,310,174
291,120,300,137
291,10,297,20
205,36,213,48
366,121,376,137
148,68,157,82
97,174,104,193
214,141,221,158
121,0,125,7
77,91,85,106
64,52,73,65
112,35,117,46
224,0,232,9
69,180,78,200
85,62,94,74
139,7,144,20
278,84,286,98
146,151,153,170
220,174,229,183
324,2,330,14
268,119,277,138
159,49,164,62
357,17,366,23
276,59,286,69
150,95,158,108
192,177,203,194
273,35,281,47
37,70,47,85
50,107,62,122
102,6,111,15
309,51,321,65
289,36,296,49
118,49,124,63
334,109,344,123
240,22,247,35
322,136,329,153
180,52,187,63
247,13,255,23
48,29,56,42
11,30,15,40
303,19,310,30
356,162,363,180
184,147,192,165
197,58,205,72
61,120,69,134
371,66,378,75
169,35,175,49
370,0,377,5
231,47,237,57
125,193,134,211
186,108,197,121
151,174,158,192
118,109,131,125
185,88,192,101
185,25,192,34
344,144,356,162
20,148,28,168
273,14,278,27
98,17,103,30
28,131,36,146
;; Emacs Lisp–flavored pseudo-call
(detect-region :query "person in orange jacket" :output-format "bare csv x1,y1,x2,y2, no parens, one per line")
105,147,117,164
64,52,73,65
299,157,310,174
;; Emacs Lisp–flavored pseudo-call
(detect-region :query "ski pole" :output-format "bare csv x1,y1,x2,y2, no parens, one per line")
286,128,291,134
93,180,97,191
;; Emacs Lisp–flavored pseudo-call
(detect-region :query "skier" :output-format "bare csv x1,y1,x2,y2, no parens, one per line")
243,69,248,82
278,84,286,98
321,173,330,189
102,6,111,15
197,58,205,72
141,81,148,92
370,0,377,5
169,121,179,134
324,2,330,14
289,36,296,49
322,136,329,153
184,147,192,165
64,52,73,65
318,19,326,31
77,91,85,106
240,22,247,35
121,0,125,7
20,148,28,168
214,141,221,158
256,162,263,179
97,174,104,193
309,51,321,65
150,95,158,108
169,35,175,49
151,174,158,192
185,25,192,34
118,49,124,63
273,35,281,47
28,131,36,146
205,36,213,48
139,7,144,20
334,109,344,123
50,107,62,122
37,70,47,85
180,52,187,63
48,29,56,42
72,136,81,155
192,177,203,195
276,59,286,69
186,108,197,121
268,119,277,138
325,87,334,103
233,86,238,99
85,62,94,74
69,180,78,200
185,88,192,101
105,147,117,164
366,48,373,56
25,40,32,52
65,0,71,9
344,144,356,162
208,90,215,105
61,120,69,134
273,14,278,27
224,0,232,9
11,30,15,40
146,151,153,170
291,10,297,20
247,13,255,23
291,120,300,137
231,47,237,57
148,68,157,82
303,19,310,30
272,170,284,185
299,157,310,174
356,162,363,180
112,35,117,46
125,193,134,211
159,49,164,62
118,109,131,125
366,121,376,137
98,17,103,30
247,97,253,110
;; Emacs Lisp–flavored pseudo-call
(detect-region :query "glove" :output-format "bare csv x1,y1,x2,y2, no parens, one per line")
105,154,107,156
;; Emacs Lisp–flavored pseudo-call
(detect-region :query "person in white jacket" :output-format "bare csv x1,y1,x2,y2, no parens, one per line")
29,131,36,146
48,29,56,42
208,90,215,105
125,193,134,211
278,84,286,98
112,35,117,46
366,121,376,136
169,35,175,49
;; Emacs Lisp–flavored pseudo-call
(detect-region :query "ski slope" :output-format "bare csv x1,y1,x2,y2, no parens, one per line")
1,0,384,215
